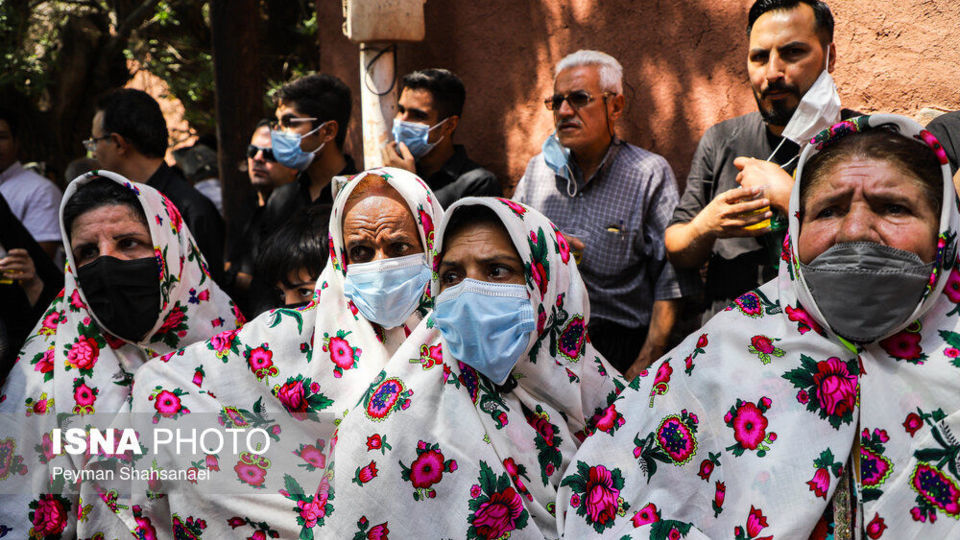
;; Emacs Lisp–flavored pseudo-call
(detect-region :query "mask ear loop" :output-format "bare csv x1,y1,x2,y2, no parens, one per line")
304,121,332,154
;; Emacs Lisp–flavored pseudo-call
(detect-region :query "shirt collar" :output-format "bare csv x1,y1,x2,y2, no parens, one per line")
569,137,623,189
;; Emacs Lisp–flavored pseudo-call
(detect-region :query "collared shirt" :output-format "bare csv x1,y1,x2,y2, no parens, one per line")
513,138,698,329
0,161,62,243
262,154,357,234
419,145,500,208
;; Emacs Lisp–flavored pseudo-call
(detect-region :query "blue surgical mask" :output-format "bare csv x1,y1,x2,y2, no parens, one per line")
270,122,329,171
433,279,536,385
343,253,431,328
392,118,448,160
541,132,578,196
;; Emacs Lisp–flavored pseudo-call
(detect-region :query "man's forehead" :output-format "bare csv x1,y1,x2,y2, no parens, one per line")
399,88,435,111
748,4,820,49
275,100,308,119
554,65,602,92
250,126,271,145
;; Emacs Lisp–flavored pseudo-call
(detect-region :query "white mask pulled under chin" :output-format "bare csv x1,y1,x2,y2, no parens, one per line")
768,50,841,167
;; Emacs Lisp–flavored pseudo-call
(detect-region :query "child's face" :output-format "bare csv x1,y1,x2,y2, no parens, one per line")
277,267,317,307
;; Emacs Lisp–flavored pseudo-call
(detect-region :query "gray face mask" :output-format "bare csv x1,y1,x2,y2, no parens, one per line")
799,242,934,343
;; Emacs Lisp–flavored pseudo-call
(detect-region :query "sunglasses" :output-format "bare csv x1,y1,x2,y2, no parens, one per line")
543,90,614,111
247,144,276,162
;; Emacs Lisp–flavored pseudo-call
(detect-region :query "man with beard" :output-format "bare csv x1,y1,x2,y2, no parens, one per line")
665,0,858,319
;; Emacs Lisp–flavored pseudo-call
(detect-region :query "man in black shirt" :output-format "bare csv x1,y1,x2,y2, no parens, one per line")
665,0,855,319
90,89,225,282
381,68,500,208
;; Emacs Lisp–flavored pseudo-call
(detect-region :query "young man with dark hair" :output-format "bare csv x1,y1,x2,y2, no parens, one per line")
665,0,858,320
0,107,63,257
381,68,500,208
88,88,225,282
262,74,356,217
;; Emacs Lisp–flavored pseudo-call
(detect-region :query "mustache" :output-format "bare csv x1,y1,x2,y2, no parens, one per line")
761,81,801,99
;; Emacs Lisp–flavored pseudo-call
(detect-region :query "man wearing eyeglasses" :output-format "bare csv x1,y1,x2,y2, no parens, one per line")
89,88,225,283
259,74,357,239
513,50,697,379
247,119,297,208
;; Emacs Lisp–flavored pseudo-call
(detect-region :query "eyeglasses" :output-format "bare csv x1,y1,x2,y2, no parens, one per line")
82,134,112,153
269,116,318,131
543,90,615,111
247,144,276,162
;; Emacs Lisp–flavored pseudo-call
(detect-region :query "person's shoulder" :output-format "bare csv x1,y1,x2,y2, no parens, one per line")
615,141,672,175
927,110,960,130
702,111,762,140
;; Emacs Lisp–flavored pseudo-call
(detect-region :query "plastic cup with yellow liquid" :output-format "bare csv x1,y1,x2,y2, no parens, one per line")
0,242,13,285
741,187,786,232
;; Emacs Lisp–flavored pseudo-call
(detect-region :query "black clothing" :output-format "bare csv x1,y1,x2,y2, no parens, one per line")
146,163,225,284
419,145,501,208
927,111,960,176
0,193,62,380
261,155,357,234
671,109,860,315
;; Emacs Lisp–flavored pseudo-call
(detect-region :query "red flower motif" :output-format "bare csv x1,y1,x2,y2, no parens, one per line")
879,331,923,361
367,434,383,451
357,461,378,484
865,513,886,538
944,268,960,303
471,486,525,539
732,402,768,450
696,334,708,348
750,335,775,354
158,306,186,334
276,381,307,413
697,459,715,481
154,390,183,417
903,412,924,436
366,523,389,540
66,336,101,371
807,467,831,499
812,357,857,417
746,505,769,538
584,465,621,527
30,494,69,537
409,450,445,489
631,502,659,527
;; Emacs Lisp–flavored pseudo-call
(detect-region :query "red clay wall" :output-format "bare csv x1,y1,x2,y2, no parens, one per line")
318,0,960,194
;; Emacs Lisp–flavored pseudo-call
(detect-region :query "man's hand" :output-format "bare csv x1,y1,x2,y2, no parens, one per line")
690,185,771,239
625,348,657,380
0,248,44,306
381,141,416,173
734,156,794,213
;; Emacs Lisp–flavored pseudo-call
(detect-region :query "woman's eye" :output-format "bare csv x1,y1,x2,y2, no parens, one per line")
440,271,461,285
814,206,838,219
298,288,313,299
489,264,513,279
391,242,411,256
349,246,372,262
76,246,97,263
885,204,909,215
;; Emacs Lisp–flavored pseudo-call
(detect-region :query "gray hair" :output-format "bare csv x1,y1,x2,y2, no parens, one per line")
555,50,623,94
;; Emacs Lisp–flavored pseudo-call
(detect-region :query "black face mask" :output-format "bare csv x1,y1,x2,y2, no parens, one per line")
283,301,310,310
76,256,161,342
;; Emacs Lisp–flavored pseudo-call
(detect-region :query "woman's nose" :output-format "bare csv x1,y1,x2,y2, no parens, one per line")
835,205,880,245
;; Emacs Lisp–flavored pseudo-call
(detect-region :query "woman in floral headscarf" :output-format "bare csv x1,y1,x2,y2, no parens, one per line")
314,197,625,538
0,170,242,538
558,114,960,539
113,167,443,538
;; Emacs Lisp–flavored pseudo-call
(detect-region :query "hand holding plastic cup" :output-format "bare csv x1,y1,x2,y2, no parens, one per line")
564,227,588,264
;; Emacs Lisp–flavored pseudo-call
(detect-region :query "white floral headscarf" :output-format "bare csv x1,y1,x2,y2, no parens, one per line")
315,197,625,538
114,167,443,539
0,170,242,539
557,114,960,539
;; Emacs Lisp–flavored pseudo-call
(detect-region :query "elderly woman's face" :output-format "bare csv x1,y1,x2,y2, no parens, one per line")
343,186,423,265
439,221,525,292
798,158,940,264
70,204,153,267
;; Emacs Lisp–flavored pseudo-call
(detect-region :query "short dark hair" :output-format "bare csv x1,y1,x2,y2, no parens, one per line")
255,118,272,130
0,107,18,138
63,177,149,240
399,69,466,120
275,74,351,148
801,127,943,216
747,0,834,45
256,205,330,288
95,89,169,158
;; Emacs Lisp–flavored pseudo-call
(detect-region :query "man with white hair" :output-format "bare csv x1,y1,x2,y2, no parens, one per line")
513,49,697,379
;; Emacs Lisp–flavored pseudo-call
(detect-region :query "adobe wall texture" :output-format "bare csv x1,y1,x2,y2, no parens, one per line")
319,0,960,193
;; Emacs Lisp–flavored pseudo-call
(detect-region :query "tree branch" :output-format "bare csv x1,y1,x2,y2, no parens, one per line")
116,0,161,39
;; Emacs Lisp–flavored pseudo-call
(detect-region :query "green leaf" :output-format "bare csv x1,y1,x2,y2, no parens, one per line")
284,474,304,498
